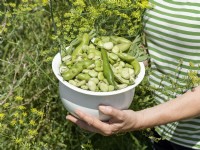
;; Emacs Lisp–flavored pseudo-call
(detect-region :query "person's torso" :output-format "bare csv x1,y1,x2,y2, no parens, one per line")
143,0,200,149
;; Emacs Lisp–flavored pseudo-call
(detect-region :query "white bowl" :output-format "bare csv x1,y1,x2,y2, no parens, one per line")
52,53,145,121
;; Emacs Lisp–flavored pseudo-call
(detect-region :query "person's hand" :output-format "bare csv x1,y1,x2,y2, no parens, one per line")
66,105,143,136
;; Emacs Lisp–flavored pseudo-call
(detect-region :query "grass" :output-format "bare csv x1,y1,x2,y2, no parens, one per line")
0,1,154,149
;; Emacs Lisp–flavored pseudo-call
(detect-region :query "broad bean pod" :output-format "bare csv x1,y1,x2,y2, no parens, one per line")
62,60,94,81
101,48,117,89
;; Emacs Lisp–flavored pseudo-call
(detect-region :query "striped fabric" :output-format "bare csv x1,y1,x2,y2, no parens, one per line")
143,0,200,149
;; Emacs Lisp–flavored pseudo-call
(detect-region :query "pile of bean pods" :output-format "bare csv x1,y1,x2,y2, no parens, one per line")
59,33,141,92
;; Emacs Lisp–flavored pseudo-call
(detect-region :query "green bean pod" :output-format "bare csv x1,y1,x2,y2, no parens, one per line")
115,43,131,52
71,33,90,61
62,60,94,81
101,48,117,89
117,53,135,62
130,59,141,76
110,36,131,44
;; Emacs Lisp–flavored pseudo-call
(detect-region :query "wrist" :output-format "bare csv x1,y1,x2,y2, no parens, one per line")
131,110,146,130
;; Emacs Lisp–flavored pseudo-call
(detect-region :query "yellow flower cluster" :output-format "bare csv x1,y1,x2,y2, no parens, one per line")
31,108,44,117
18,105,26,110
15,96,23,101
14,138,23,144
29,120,36,126
0,113,5,120
28,129,38,136
3,103,10,108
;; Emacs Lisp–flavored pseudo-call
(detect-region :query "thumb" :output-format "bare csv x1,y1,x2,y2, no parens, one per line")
99,105,122,118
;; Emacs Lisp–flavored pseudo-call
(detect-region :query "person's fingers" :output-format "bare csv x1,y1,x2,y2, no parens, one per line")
66,115,78,123
75,110,107,128
99,105,124,121
66,114,98,133
74,110,113,135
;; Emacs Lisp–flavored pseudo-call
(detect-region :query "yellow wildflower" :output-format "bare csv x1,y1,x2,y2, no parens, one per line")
11,120,17,126
37,111,44,117
28,129,38,136
18,105,26,110
0,113,5,120
14,112,19,117
29,120,36,126
31,108,38,113
42,0,48,5
19,119,24,125
14,138,22,144
22,112,27,117
9,3,16,8
15,96,23,101
22,0,28,2
3,103,10,108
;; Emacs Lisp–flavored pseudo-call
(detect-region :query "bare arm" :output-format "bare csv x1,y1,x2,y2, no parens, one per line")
66,85,200,135
135,85,200,130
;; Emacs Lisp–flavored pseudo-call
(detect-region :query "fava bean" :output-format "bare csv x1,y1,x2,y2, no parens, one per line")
128,68,134,76
94,66,103,72
60,65,69,74
81,85,89,90
76,73,90,81
103,78,109,85
88,70,98,77
65,60,73,66
82,69,90,74
88,53,95,59
99,82,109,92
90,78,99,84
119,61,125,67
112,45,120,54
88,48,101,56
87,80,96,91
95,60,102,67
95,86,100,92
93,55,101,60
88,64,95,69
98,72,104,81
103,42,114,50
117,84,128,89
108,85,115,91
101,36,110,42
109,52,118,60
69,80,78,86
75,55,84,62
62,55,71,62
77,80,86,87
121,68,130,80
114,74,130,84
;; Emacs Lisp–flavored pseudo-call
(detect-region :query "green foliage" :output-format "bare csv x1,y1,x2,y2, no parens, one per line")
50,0,150,44
0,0,163,150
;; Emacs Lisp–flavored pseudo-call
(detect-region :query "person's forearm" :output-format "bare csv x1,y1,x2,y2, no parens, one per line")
135,85,200,130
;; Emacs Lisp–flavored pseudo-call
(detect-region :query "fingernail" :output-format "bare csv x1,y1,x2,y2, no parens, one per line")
66,115,70,120
99,106,111,112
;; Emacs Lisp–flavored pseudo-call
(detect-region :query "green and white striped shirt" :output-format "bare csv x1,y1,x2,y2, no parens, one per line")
143,0,200,149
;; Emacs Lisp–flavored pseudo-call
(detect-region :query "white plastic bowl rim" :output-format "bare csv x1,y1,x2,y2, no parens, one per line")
52,52,145,96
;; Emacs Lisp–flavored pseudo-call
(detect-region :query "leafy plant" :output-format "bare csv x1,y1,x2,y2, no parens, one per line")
50,0,150,43
0,0,159,150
